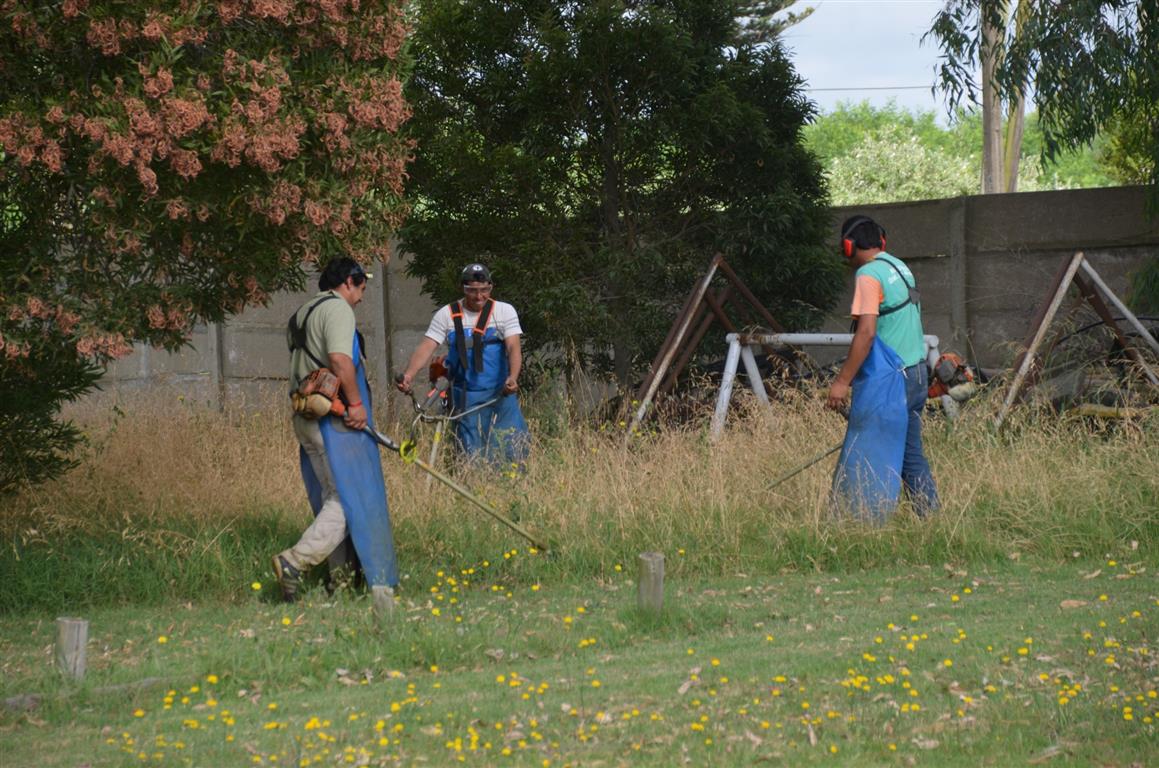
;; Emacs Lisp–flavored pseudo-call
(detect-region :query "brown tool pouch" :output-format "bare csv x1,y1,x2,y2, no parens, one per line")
291,367,342,418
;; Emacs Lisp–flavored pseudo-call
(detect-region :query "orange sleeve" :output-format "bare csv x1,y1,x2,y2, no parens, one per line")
850,274,883,317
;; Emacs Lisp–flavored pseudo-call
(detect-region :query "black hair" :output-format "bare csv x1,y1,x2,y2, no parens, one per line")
840,215,886,251
318,258,368,291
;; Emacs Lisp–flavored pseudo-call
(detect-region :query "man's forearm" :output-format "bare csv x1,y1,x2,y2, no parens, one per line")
328,353,361,403
404,338,439,380
505,337,522,381
835,327,874,386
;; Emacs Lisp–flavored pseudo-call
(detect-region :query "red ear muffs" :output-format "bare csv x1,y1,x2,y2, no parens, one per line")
840,216,885,258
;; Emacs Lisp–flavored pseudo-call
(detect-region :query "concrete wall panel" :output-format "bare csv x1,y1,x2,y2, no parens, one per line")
96,187,1158,398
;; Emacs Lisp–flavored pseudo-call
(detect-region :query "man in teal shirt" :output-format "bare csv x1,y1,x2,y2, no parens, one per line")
827,215,939,517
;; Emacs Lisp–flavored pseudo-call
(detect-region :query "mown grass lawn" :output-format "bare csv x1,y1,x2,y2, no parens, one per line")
2,553,1154,767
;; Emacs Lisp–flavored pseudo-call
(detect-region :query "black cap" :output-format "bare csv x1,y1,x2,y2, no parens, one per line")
460,263,492,284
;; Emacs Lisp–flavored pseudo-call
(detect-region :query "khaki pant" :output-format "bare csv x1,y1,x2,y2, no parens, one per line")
280,416,349,571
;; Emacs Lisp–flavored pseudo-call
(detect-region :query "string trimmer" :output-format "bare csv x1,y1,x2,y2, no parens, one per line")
362,423,551,554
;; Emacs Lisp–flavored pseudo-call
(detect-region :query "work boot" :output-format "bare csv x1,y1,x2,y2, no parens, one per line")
272,554,302,603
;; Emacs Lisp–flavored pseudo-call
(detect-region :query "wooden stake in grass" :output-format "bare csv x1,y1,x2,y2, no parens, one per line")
55,617,88,680
637,552,665,614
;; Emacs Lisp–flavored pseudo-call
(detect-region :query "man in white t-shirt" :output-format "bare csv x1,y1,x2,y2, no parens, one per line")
397,263,529,466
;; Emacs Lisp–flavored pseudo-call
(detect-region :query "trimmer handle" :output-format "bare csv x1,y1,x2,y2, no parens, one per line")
421,376,450,412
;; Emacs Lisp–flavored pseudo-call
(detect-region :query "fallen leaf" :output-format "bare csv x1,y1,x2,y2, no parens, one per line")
1059,600,1087,609
806,722,817,746
1083,569,1101,579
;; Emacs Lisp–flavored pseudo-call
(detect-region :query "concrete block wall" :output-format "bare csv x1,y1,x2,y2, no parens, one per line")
99,185,1158,402
826,186,1158,370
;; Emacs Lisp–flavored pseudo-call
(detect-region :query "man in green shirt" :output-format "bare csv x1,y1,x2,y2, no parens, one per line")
275,258,398,608
827,215,939,518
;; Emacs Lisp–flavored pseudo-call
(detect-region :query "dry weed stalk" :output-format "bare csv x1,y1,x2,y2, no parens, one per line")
2,387,1155,565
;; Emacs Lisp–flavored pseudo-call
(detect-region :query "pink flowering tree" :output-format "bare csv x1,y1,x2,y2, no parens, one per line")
0,0,413,490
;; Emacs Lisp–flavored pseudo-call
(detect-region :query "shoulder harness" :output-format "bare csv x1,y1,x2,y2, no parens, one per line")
877,257,921,317
288,294,339,369
451,299,495,374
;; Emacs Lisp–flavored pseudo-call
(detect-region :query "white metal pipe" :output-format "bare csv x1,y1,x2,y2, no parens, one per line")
739,344,770,406
710,336,743,440
712,332,957,439
740,332,941,355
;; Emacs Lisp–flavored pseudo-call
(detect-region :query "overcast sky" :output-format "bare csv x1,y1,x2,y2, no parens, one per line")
776,0,965,122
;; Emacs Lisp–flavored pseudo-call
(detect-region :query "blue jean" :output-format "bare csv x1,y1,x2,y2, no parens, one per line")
902,364,939,516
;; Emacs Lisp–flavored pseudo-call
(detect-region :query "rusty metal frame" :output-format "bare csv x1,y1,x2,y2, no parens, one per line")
995,251,1158,430
626,254,784,439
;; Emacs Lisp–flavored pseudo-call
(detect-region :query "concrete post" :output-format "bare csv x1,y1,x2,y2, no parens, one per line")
55,617,88,680
637,552,665,614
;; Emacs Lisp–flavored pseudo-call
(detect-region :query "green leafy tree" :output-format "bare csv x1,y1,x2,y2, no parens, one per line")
805,101,1116,199
928,1,1157,309
402,0,839,383
804,102,964,164
1102,107,1155,186
0,1,412,491
826,124,979,206
927,1,1157,194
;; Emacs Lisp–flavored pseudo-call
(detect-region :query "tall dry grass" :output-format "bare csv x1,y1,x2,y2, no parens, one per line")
2,383,1156,614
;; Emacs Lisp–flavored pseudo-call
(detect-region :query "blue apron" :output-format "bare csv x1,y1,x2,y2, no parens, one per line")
831,337,908,522
445,324,530,466
300,332,399,587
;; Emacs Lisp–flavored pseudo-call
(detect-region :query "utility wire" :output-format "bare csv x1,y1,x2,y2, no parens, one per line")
807,85,932,91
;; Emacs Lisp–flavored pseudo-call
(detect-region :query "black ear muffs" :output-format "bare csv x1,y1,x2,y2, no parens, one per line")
840,216,886,258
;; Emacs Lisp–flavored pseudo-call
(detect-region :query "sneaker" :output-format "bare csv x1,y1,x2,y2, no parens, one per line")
272,555,302,603
371,585,396,617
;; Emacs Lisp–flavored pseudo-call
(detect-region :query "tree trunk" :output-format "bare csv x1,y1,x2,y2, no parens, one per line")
1001,1,1032,193
1003,94,1025,192
980,0,1006,194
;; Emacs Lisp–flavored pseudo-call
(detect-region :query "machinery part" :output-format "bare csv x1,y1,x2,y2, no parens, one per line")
766,443,841,492
928,352,976,402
